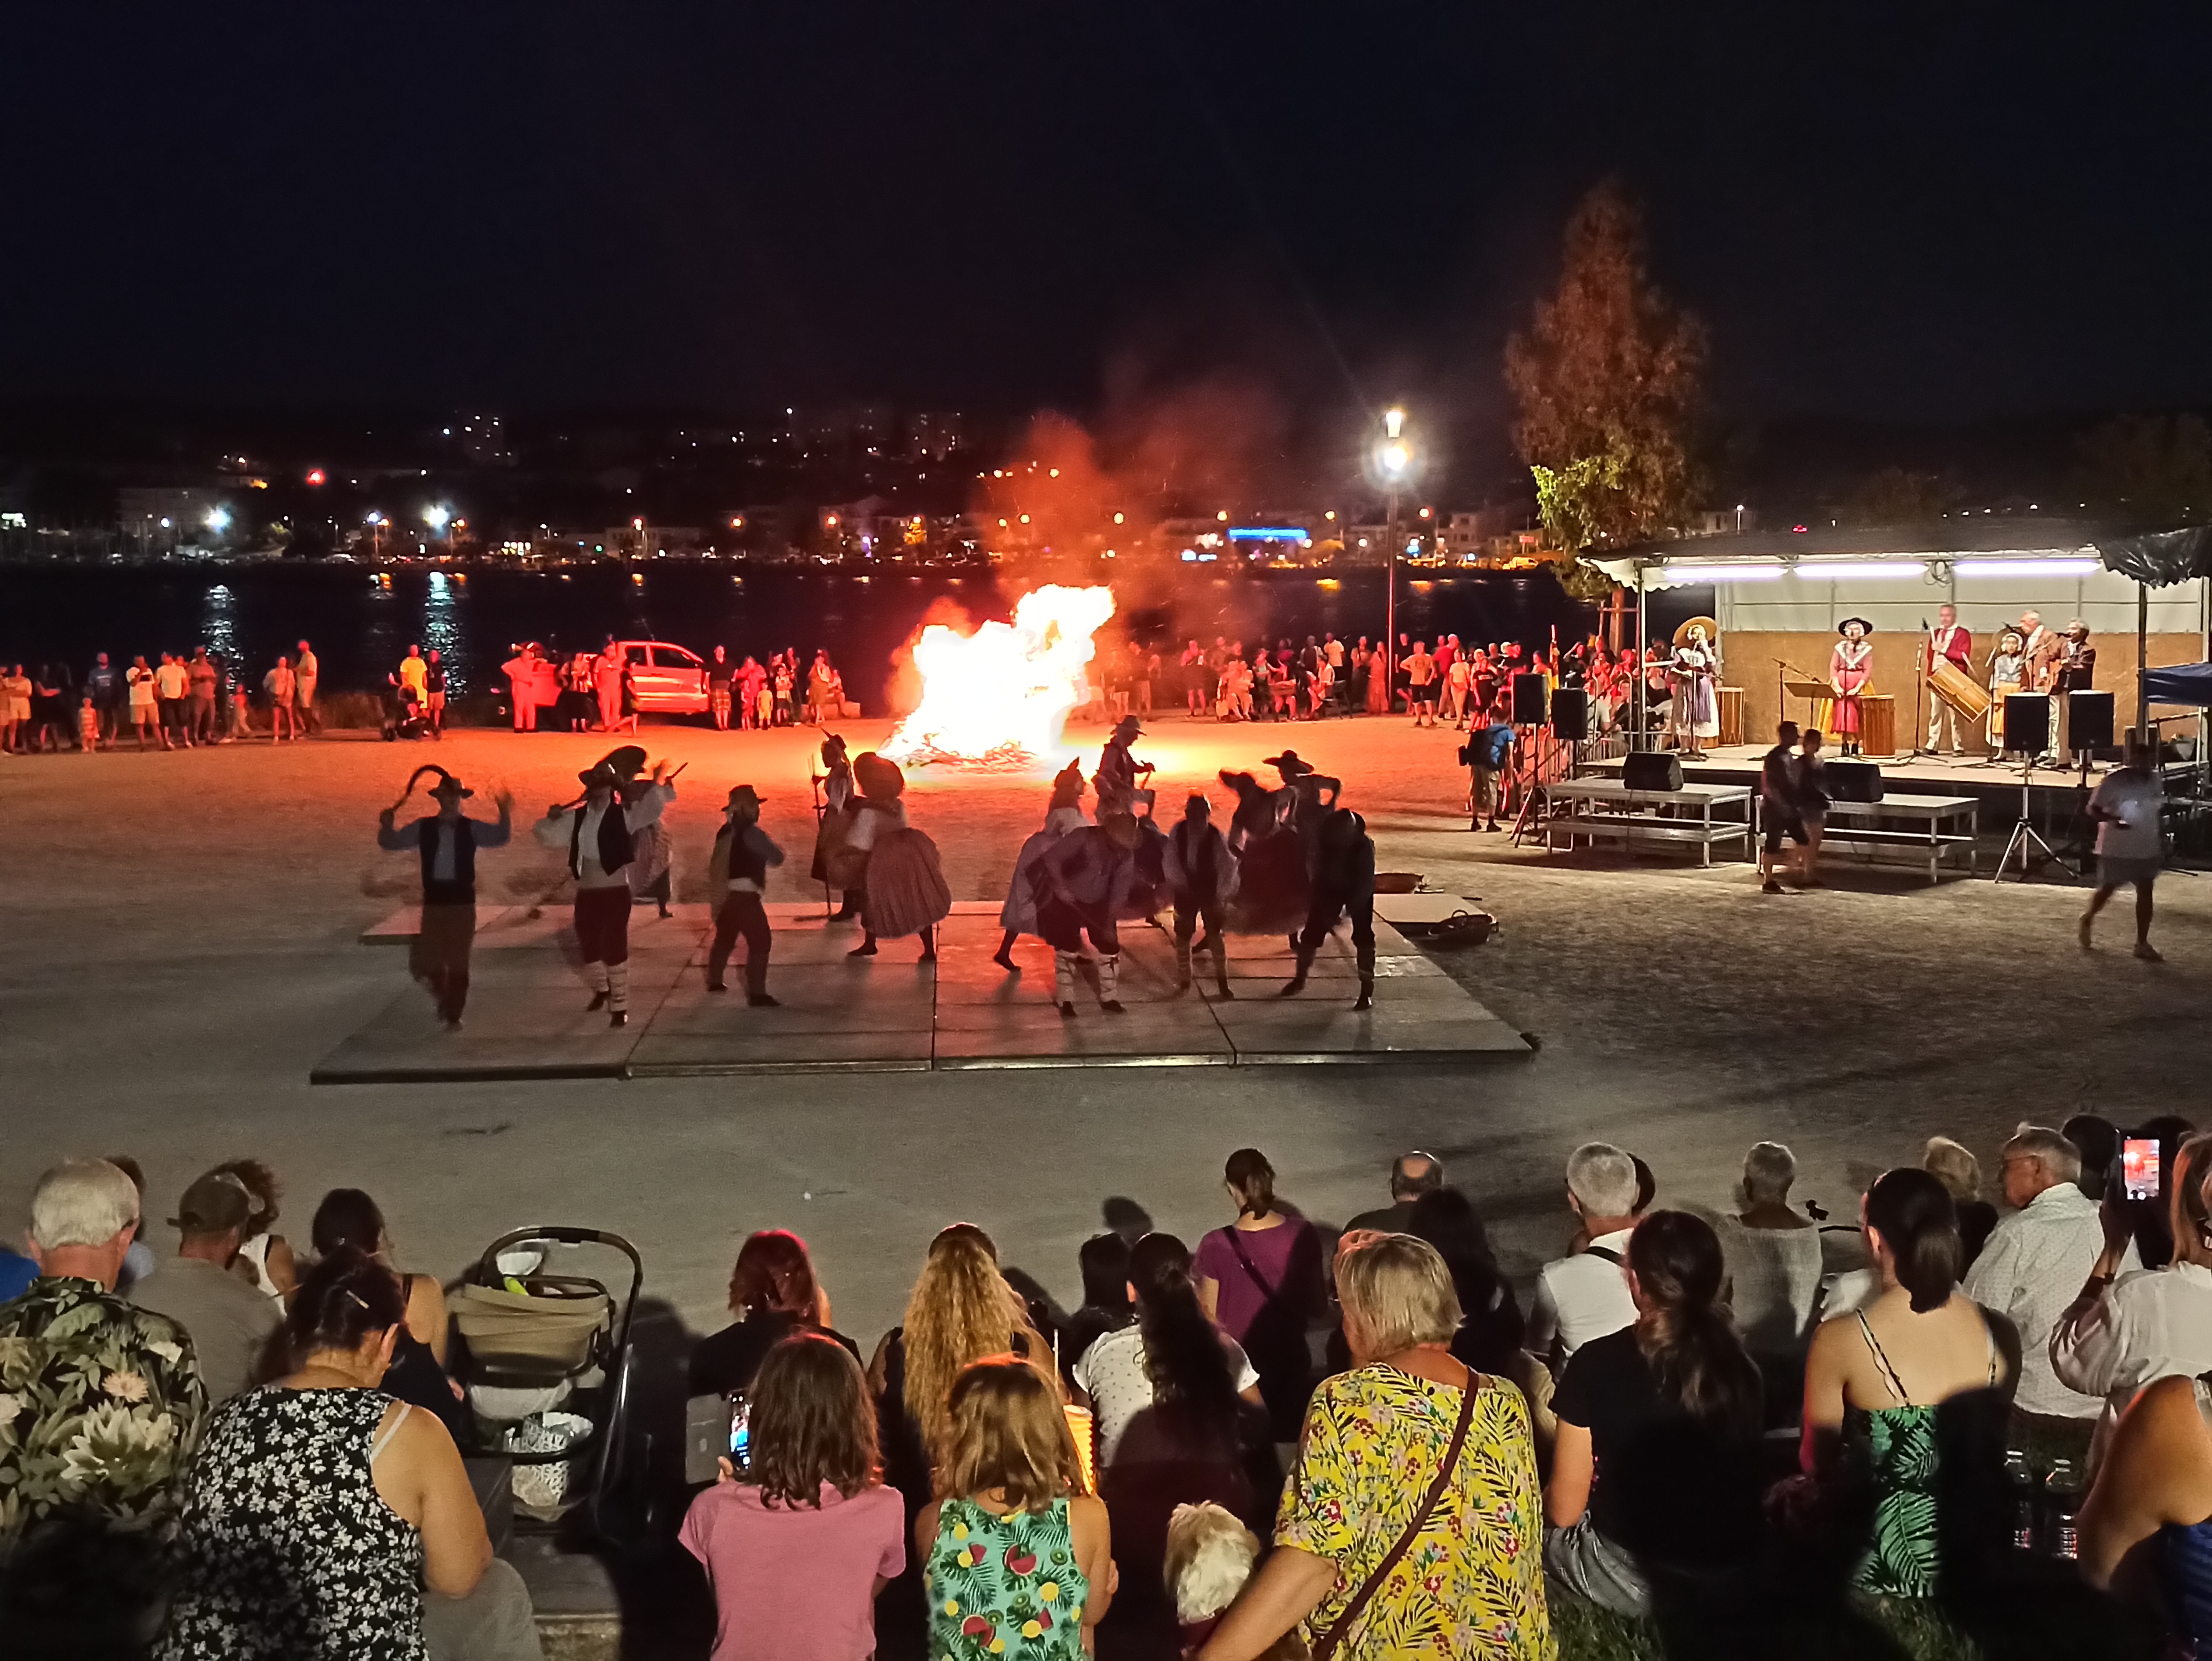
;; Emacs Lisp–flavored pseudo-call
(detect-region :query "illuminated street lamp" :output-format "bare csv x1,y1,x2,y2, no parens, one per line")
1373,407,1416,667
204,506,231,536
366,510,385,559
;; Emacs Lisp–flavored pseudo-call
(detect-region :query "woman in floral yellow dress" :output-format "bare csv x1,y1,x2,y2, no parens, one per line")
1197,1234,1553,1661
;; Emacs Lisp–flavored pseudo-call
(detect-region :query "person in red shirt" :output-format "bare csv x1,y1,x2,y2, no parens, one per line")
1924,603,1974,756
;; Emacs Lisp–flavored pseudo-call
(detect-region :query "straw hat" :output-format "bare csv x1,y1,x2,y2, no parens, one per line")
853,752,905,800
1671,615,1719,648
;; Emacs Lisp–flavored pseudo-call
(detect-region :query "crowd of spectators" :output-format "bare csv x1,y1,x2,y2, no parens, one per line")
8,1115,2212,1659
0,641,327,753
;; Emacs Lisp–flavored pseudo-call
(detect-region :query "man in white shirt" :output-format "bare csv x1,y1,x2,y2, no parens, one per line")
2080,736,2164,961
1965,1125,2134,1426
534,760,674,1026
1526,1142,1642,1366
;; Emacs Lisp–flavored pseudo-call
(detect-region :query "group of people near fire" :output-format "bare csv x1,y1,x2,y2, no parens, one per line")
373,713,1378,1029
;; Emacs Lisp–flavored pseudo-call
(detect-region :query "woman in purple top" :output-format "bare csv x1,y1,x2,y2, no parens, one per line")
1194,1148,1326,1439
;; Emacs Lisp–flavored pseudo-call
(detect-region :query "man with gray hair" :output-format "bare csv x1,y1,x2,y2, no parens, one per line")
1527,1142,1643,1365
1966,1125,2135,1429
0,1161,206,1543
1346,1149,1449,1235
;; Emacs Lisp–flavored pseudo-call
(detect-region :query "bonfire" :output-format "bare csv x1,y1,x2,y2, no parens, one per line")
884,585,1117,767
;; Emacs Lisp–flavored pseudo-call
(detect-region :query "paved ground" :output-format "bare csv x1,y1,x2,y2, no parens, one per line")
3,713,2205,1349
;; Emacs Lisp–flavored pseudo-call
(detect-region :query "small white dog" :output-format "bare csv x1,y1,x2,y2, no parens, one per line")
1162,1501,1308,1660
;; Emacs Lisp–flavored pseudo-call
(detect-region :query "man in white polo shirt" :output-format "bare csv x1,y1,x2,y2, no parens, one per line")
1526,1142,1643,1366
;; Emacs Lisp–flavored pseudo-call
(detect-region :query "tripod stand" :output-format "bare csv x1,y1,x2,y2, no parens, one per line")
1509,725,1560,846
1994,753,2060,882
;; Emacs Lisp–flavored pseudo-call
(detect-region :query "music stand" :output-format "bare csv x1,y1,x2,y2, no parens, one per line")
1781,673,1830,734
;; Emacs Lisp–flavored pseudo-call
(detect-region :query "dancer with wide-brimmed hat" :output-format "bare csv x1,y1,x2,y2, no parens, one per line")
376,766,513,1030
844,753,951,962
533,757,675,1026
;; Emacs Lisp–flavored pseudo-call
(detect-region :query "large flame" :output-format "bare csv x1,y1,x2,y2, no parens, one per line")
884,584,1117,765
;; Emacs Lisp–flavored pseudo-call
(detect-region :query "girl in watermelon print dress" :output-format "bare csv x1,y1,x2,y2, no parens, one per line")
920,1355,1116,1660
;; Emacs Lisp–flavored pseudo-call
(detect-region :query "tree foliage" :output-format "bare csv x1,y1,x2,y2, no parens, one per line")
1506,181,1706,550
1844,466,1957,527
2075,414,2212,527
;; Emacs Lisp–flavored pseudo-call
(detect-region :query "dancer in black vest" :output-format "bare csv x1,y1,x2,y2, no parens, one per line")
533,759,675,1026
1163,793,1236,998
376,766,512,1029
1282,805,1377,1010
706,784,784,1004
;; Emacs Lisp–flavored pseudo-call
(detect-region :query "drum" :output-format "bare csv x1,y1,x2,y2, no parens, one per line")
1860,694,1896,756
1987,683,2022,749
1717,686,1744,747
1930,659,1991,723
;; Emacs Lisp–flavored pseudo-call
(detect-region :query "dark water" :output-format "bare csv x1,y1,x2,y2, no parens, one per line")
0,562,1676,706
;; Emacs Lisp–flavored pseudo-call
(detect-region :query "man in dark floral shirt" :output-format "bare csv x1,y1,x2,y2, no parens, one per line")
0,1160,205,1542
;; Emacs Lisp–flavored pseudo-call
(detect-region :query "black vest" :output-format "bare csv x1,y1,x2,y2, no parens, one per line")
418,817,477,906
717,822,767,889
1170,819,1223,897
570,804,633,878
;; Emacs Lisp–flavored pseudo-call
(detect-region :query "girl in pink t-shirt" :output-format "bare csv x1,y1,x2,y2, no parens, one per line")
681,1332,906,1661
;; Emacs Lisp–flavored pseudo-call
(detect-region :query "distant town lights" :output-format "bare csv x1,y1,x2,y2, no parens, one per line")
305,468,327,487
423,506,451,529
204,507,231,533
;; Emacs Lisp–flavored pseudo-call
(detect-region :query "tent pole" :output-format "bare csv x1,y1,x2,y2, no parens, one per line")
1633,565,1648,753
2137,579,2150,747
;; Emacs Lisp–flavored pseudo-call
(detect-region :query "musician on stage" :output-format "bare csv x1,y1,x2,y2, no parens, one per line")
1924,603,1974,756
1667,621,1720,759
1987,628,2027,753
2055,620,2096,767
1829,618,1874,757
2020,610,2063,700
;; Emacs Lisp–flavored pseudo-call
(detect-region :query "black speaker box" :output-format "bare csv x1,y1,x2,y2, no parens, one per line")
1550,687,1590,742
1622,751,1683,791
1824,759,1883,803
2068,690,2115,752
1511,672,1548,727
2002,692,2050,756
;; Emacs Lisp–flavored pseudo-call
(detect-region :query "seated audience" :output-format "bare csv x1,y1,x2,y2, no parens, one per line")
0,1160,205,1546
128,1169,283,1402
1193,1148,1325,1440
1196,1235,1550,1661
1923,1135,2000,1266
2064,1113,2123,1203
1546,1211,1765,1615
1718,1141,1824,1358
1405,1186,1525,1373
1074,1232,1261,1468
1527,1142,1642,1366
681,1332,905,1661
1796,1167,2021,1599
2077,1367,2212,1656
157,1248,539,1661
2053,1131,2212,1462
1060,1231,1135,1383
104,1153,158,1291
214,1156,296,1301
1964,1125,2128,1438
311,1187,467,1440
690,1229,860,1397
0,1242,36,1304
1343,1149,1448,1235
919,1355,1115,1660
2116,1116,2201,1270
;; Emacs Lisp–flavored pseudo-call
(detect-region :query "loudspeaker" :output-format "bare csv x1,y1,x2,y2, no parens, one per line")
1824,759,1883,803
1622,752,1683,791
1511,672,1548,727
2002,692,2050,756
1550,687,1589,742
2068,690,2114,753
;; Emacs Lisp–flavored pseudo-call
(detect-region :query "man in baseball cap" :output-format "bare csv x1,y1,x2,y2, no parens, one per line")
127,1171,281,1401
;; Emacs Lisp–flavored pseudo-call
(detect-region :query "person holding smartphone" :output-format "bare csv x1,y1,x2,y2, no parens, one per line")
2081,735,2166,960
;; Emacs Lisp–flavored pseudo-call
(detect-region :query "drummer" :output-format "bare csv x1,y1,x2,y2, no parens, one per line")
1925,603,1974,756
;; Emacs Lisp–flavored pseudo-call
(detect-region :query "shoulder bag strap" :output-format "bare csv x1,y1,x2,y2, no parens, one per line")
1311,1379,1480,1661
1226,1229,1283,1307
1582,1245,1624,1267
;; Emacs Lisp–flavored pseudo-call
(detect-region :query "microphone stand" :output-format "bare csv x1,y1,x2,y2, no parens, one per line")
1910,619,1932,760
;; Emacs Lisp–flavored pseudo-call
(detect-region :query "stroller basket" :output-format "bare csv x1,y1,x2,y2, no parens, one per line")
451,1278,611,1379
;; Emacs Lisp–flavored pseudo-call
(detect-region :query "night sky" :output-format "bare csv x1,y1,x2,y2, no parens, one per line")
6,7,2209,432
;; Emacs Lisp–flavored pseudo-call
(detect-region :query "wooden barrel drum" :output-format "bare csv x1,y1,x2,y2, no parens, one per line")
1717,686,1744,747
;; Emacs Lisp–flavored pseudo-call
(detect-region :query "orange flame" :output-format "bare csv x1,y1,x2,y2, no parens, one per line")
885,584,1117,764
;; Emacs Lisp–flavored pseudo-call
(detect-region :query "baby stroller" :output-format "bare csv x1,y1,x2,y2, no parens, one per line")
447,1227,645,1544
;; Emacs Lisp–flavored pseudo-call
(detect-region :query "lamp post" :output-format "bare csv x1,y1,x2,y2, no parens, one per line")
1375,408,1413,694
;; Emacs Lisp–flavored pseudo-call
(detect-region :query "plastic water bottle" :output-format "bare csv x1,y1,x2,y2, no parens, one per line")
2004,1448,2037,1552
2046,1457,2085,1560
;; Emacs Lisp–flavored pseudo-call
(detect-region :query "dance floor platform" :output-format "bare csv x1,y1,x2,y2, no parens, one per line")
317,900,1528,1083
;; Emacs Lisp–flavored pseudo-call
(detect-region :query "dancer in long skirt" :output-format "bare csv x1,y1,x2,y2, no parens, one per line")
811,734,863,920
1033,813,1144,1017
844,753,951,962
994,760,1088,971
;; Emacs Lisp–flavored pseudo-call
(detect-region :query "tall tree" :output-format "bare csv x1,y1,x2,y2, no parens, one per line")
1505,181,1706,549
2075,414,2212,526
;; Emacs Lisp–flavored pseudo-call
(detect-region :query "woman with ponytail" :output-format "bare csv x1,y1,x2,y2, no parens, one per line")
1194,1148,1325,1440
1796,1167,2021,1600
1545,1210,1765,1615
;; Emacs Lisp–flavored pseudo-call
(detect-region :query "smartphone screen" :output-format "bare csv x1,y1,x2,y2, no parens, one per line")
2123,1137,2161,1202
728,1395,752,1471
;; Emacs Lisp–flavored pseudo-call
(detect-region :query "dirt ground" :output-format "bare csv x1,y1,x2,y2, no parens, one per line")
0,710,2203,1333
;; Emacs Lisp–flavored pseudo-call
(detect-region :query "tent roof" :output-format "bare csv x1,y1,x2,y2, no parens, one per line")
1619,517,2112,561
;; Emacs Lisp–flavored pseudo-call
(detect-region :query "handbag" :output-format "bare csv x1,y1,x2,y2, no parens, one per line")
1310,1378,1480,1661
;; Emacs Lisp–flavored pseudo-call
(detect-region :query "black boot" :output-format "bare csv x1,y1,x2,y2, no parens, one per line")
1354,978,1374,1011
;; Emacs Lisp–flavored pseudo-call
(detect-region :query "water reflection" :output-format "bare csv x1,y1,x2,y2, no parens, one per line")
421,571,466,695
200,585,239,665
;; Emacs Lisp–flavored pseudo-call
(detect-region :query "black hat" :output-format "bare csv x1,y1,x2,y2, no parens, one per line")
1263,750,1314,777
1837,618,1874,636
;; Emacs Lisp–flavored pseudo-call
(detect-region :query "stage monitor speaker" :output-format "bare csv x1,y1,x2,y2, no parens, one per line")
1825,759,1883,803
1622,752,1683,791
2068,690,2115,753
1550,687,1589,741
2002,692,2050,756
1511,672,1548,727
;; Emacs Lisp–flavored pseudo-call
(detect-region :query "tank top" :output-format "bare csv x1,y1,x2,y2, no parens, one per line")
1847,1309,2001,1598
236,1231,284,1300
2163,1377,2212,1652
924,1496,1089,1661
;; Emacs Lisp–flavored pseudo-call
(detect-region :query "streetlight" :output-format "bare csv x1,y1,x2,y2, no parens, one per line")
205,506,231,536
366,511,385,559
1374,407,1415,670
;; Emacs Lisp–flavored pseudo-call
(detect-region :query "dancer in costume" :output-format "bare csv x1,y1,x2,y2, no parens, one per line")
1282,805,1377,1011
1095,715,1154,817
532,758,675,1026
706,785,782,1005
1164,793,1236,998
811,733,863,920
623,773,676,919
1032,811,1145,1017
1217,770,1309,940
994,759,1088,972
1828,618,1874,757
376,766,512,1030
845,753,951,962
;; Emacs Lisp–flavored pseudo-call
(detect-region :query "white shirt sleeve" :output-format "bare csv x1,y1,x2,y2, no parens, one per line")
533,809,575,850
1222,1334,1261,1395
1526,1267,1561,1360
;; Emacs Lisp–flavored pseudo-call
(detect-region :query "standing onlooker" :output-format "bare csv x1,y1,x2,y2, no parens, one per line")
707,645,734,730
682,1332,905,1661
1796,728,1831,884
294,638,320,733
1546,1212,1765,1616
398,643,430,705
1924,1135,2002,1265
1964,1125,2129,1442
2081,734,2167,960
1527,1142,1643,1367
85,651,122,747
155,651,192,746
1344,1149,1446,1234
1194,1149,1325,1440
689,1229,860,1398
157,1249,540,1661
1,662,28,752
264,655,299,742
1758,719,1803,893
187,646,219,744
501,643,539,732
0,1160,206,1544
127,1170,283,1404
422,648,448,737
1400,638,1437,725
594,642,623,731
126,654,160,749
918,1356,1114,1661
1194,1235,1550,1661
